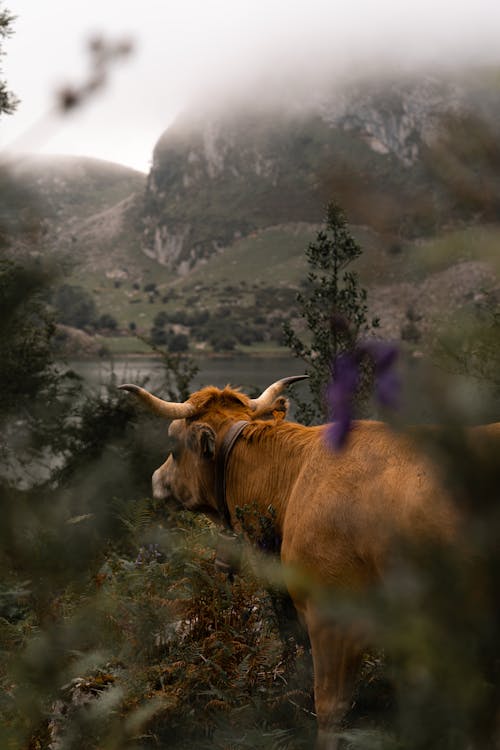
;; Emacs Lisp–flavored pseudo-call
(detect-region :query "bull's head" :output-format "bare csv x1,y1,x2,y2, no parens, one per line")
119,376,307,517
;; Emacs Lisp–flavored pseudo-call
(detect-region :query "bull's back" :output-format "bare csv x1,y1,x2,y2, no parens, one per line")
281,420,457,590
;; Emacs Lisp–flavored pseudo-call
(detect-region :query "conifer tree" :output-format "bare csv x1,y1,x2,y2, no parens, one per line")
283,202,379,424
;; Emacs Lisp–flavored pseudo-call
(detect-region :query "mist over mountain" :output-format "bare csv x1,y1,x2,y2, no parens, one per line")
141,68,500,273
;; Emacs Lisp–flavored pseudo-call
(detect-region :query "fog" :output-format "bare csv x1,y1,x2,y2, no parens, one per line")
2,0,500,171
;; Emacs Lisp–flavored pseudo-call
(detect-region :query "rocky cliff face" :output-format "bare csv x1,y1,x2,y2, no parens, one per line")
319,75,464,166
141,71,499,272
142,107,311,273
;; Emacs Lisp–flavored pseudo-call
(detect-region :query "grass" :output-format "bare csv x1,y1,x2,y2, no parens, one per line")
101,336,154,355
175,225,313,288
405,224,500,279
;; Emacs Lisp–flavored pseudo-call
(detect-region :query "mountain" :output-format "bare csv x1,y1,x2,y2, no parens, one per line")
2,69,500,354
141,69,500,273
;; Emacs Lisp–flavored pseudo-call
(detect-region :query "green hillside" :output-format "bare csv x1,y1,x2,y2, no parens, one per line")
58,218,499,359
12,155,145,222
0,155,146,261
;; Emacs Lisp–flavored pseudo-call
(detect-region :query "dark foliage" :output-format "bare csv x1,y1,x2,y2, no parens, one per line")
0,260,57,414
51,283,98,329
96,313,118,331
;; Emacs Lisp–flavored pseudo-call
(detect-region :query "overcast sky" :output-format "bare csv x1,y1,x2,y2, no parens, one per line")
1,0,500,173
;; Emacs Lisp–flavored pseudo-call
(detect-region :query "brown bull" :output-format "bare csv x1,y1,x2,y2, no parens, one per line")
119,376,482,749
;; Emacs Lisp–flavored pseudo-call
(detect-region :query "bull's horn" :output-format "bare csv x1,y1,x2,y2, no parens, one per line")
118,384,195,419
250,375,308,412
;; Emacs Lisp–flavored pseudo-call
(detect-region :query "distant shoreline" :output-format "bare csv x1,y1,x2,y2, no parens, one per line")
61,348,294,363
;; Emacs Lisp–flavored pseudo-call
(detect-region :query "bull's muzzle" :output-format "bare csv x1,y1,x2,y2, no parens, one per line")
152,466,170,501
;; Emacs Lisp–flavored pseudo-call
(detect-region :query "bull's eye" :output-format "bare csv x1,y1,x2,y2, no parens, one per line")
170,439,181,462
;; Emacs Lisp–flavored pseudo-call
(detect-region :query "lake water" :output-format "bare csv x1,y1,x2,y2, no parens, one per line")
70,354,306,395
69,352,500,427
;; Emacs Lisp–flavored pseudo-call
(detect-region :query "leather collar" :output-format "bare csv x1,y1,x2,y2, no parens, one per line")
214,420,249,529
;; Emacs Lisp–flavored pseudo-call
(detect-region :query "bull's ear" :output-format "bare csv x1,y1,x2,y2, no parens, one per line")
188,422,216,459
253,396,290,421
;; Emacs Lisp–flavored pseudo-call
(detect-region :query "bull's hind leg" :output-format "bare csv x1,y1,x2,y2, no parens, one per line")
306,608,364,750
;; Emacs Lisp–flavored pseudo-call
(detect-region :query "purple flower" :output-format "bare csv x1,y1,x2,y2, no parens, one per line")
325,342,400,451
326,352,360,450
